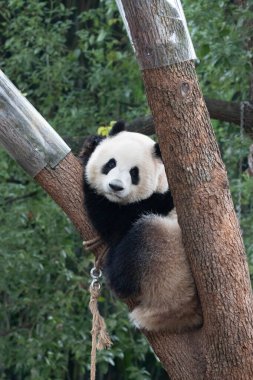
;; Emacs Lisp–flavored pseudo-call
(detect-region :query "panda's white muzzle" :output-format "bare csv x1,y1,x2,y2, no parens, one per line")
109,179,124,192
104,168,132,202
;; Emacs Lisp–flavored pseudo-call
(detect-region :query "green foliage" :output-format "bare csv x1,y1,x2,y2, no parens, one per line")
0,0,252,379
185,0,253,100
185,0,253,269
0,1,160,379
0,0,147,137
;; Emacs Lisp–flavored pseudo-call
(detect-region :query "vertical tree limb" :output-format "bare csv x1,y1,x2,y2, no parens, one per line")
116,1,253,378
142,62,253,379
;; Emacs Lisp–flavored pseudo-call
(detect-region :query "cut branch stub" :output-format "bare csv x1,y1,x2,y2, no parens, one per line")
0,70,70,177
0,69,105,257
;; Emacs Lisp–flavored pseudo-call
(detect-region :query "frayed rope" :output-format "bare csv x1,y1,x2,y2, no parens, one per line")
89,276,112,380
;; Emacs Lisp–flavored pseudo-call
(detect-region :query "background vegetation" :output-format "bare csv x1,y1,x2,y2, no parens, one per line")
0,0,252,379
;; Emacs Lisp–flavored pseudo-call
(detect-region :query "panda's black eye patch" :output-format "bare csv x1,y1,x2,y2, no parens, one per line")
130,166,139,185
102,158,116,175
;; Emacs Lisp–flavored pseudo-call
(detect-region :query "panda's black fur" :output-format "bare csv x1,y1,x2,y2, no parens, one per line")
83,176,173,249
81,122,202,332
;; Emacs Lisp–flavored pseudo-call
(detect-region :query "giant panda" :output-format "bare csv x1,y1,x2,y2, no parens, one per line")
80,121,202,333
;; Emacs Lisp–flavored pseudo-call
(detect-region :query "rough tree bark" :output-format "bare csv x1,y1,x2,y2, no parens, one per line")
117,1,253,379
143,62,253,379
34,152,107,261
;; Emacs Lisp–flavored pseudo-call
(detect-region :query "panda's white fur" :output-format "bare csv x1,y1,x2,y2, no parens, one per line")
81,122,202,333
86,131,168,204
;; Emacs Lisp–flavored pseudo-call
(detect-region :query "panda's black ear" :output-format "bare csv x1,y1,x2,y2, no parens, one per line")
153,143,162,159
109,121,125,136
79,135,104,165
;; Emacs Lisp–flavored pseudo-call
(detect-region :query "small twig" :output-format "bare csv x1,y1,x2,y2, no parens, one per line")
1,191,39,205
0,323,33,337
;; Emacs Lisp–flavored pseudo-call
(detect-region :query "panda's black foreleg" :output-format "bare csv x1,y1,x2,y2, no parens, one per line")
104,222,146,299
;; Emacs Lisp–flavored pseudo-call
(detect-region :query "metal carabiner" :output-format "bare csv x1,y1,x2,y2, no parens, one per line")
90,267,102,280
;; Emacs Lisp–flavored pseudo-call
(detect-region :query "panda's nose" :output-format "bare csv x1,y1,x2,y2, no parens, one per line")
109,180,124,192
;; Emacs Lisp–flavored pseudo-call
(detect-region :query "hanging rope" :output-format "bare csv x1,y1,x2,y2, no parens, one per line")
88,256,112,380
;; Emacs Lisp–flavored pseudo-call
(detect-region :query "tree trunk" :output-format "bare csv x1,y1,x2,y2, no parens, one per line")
116,1,253,378
142,62,253,379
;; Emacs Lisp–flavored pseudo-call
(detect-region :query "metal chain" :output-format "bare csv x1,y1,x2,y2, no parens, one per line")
90,266,102,290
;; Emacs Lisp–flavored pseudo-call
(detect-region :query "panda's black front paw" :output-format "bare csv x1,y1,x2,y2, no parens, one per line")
104,244,141,299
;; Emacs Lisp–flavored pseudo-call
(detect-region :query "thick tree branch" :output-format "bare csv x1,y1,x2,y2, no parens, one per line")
126,98,253,138
34,153,106,260
142,62,253,379
64,97,253,155
118,1,253,378
0,70,105,260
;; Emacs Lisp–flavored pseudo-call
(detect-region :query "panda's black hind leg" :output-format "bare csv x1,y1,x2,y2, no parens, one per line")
104,218,149,299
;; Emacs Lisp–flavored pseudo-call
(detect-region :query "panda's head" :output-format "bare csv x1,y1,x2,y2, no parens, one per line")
85,122,168,204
